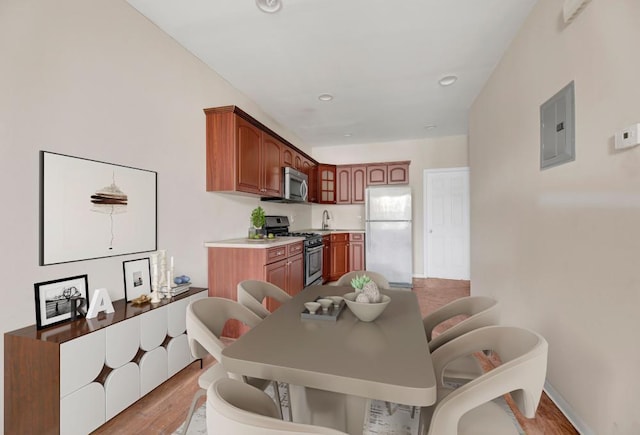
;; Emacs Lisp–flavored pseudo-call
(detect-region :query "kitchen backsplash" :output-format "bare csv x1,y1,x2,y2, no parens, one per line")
309,204,365,231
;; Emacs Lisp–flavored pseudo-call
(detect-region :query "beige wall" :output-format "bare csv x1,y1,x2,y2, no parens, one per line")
0,0,313,428
312,136,468,277
469,1,640,433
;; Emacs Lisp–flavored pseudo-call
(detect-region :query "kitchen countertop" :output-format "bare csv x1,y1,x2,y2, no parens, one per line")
301,228,365,235
205,229,365,248
204,236,305,249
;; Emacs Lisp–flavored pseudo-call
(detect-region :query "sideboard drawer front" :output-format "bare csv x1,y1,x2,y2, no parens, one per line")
266,246,287,263
104,362,140,420
60,329,106,398
139,346,168,396
106,317,140,369
167,297,190,338
140,305,168,351
60,382,105,435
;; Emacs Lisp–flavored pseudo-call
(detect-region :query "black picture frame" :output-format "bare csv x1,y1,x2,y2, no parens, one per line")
123,257,152,302
34,274,89,329
39,151,158,265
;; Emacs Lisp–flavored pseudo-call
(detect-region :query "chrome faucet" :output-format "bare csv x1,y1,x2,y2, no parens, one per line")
322,209,330,230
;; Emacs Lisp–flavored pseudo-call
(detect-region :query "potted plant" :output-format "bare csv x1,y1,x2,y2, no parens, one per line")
250,206,266,232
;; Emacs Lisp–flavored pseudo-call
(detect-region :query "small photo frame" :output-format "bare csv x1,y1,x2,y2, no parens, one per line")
34,275,89,329
123,257,151,302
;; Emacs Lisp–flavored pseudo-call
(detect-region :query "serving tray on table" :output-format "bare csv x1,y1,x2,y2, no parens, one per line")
301,297,346,322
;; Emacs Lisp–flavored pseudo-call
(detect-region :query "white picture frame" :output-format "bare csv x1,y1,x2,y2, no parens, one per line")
40,151,157,265
123,257,152,301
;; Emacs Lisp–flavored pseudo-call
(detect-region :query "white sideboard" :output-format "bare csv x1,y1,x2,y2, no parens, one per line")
5,287,207,435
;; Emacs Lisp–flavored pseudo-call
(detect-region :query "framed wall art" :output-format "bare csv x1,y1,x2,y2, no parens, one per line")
40,151,157,265
34,274,89,329
123,257,151,301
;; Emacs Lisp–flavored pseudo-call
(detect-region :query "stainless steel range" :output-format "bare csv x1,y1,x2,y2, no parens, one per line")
264,216,323,287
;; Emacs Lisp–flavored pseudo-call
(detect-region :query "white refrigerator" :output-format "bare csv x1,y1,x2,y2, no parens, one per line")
365,186,413,288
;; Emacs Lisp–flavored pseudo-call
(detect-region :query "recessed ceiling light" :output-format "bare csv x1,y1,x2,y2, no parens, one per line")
318,94,333,102
424,125,437,130
438,75,458,86
344,133,352,137
256,0,282,13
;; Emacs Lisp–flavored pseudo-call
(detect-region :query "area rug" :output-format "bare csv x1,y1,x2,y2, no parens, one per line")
174,382,523,435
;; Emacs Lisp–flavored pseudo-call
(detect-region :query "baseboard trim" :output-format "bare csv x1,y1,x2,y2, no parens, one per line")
544,381,595,435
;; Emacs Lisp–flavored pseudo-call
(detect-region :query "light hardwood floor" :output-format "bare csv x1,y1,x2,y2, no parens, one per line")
92,278,578,434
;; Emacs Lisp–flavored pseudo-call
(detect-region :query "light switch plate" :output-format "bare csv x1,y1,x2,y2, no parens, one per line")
614,123,640,150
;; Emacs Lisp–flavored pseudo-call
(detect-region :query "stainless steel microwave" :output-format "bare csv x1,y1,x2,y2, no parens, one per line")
282,167,308,202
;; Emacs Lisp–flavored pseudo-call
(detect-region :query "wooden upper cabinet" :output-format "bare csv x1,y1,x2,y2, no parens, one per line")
317,164,336,204
281,147,294,168
236,117,262,195
366,164,387,185
366,162,410,186
387,162,410,184
262,133,283,197
205,106,316,198
336,166,352,204
205,106,408,201
351,165,366,204
336,165,365,204
235,118,282,197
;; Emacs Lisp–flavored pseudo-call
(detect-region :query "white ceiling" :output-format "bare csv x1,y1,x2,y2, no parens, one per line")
126,0,537,147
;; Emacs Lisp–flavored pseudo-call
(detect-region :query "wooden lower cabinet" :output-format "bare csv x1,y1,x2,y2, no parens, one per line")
265,253,304,309
4,288,207,435
328,233,366,281
349,233,365,271
208,241,304,338
329,233,349,281
322,234,331,283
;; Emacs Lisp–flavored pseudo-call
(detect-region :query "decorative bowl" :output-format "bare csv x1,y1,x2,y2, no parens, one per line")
304,302,321,314
317,298,334,313
343,292,391,322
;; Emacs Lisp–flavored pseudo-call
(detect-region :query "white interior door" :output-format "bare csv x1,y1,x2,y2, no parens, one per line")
424,168,470,280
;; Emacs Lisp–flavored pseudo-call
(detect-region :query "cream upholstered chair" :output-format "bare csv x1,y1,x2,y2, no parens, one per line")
207,378,349,434
182,297,282,434
422,296,499,381
420,325,548,435
335,270,390,289
237,279,294,421
237,280,291,319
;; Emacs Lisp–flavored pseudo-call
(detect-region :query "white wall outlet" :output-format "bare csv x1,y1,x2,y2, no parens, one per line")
614,123,640,150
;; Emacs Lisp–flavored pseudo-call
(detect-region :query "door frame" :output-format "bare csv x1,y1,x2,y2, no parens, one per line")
423,167,470,279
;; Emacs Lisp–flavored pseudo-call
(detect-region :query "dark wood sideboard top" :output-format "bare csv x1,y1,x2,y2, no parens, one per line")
5,287,207,344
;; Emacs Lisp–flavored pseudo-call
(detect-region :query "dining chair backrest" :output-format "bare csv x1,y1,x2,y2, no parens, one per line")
207,378,349,434
423,296,499,352
186,297,262,362
335,270,390,289
425,326,548,435
237,280,291,319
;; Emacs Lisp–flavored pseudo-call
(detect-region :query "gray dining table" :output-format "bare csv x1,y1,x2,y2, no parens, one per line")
221,285,437,409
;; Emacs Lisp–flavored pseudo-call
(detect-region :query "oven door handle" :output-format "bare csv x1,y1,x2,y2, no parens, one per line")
306,245,323,254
